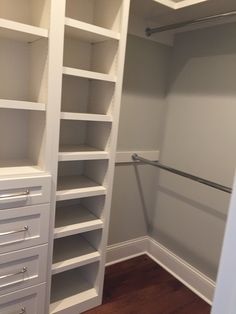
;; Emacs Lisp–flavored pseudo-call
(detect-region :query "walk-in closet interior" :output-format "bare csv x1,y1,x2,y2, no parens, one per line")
0,0,236,313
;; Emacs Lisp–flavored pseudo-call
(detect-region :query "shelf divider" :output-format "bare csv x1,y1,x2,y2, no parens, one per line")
60,112,112,122
0,18,48,42
0,99,46,111
65,18,120,43
63,67,117,82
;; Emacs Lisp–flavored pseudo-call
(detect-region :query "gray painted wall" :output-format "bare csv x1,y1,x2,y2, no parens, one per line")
108,35,171,245
151,23,236,280
109,23,236,281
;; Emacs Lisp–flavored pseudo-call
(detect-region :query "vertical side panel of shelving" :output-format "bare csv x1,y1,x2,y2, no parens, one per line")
95,0,131,303
44,0,66,313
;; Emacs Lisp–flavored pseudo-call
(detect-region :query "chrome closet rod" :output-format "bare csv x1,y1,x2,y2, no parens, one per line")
132,154,232,194
146,11,236,36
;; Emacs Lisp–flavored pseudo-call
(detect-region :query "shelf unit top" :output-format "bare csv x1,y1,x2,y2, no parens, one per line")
54,205,103,239
56,175,107,201
52,235,100,275
63,67,117,83
59,145,109,162
0,99,46,111
65,18,120,43
0,18,48,42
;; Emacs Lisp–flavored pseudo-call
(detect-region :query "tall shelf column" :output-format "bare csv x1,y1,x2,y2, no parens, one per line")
46,1,130,314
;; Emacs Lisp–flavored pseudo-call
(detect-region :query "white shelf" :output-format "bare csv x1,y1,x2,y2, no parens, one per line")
50,272,98,314
54,205,103,239
0,160,44,176
0,99,46,111
58,145,109,161
63,67,117,83
56,176,106,201
60,112,112,122
52,235,100,275
0,18,48,42
65,18,120,43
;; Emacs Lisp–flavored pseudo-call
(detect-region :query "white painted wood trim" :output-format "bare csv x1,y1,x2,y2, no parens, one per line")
63,67,117,82
147,237,215,305
106,236,215,304
116,150,160,163
0,18,48,39
65,18,120,41
211,175,236,314
0,99,46,111
106,237,149,266
60,112,112,122
153,0,208,10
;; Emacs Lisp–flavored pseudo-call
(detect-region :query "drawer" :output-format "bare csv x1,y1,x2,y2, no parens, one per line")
0,245,47,296
0,204,50,254
0,174,51,210
0,283,46,314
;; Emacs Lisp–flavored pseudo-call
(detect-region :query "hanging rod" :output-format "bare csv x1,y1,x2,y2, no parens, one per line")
146,11,236,36
132,153,232,194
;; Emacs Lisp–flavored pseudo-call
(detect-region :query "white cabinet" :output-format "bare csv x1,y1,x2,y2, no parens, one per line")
0,204,50,253
0,245,47,296
0,283,46,314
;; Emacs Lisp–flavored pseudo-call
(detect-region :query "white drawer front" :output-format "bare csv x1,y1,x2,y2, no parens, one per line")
0,174,51,210
0,283,46,314
0,204,50,253
0,245,47,296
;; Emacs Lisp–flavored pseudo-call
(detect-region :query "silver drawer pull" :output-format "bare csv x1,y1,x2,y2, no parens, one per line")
0,190,29,199
0,267,27,281
0,226,29,237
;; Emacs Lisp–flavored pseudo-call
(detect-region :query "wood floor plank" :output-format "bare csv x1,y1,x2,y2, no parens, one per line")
84,255,211,314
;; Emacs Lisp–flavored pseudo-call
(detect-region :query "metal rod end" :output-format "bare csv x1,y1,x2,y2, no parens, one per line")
132,153,138,161
145,28,152,37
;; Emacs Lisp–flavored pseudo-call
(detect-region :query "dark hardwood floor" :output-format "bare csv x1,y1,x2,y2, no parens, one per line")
84,255,211,314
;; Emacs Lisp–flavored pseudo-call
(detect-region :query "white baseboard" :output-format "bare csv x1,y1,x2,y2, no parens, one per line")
106,236,215,305
106,236,148,266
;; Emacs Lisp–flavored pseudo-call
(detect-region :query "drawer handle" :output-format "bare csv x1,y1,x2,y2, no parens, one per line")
0,189,30,205
0,226,29,237
0,267,27,281
0,190,29,199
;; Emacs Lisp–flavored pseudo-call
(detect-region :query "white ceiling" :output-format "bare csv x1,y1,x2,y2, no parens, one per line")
130,0,236,25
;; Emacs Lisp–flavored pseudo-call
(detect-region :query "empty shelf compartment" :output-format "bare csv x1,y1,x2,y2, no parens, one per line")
50,264,99,314
0,0,50,29
0,36,48,104
63,35,118,78
59,120,111,161
55,198,104,238
65,0,123,32
56,160,108,200
52,230,102,274
0,109,45,174
61,76,115,116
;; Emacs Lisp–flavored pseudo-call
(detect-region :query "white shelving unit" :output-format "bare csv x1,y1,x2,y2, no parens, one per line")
45,1,131,313
0,0,50,176
1,1,236,313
